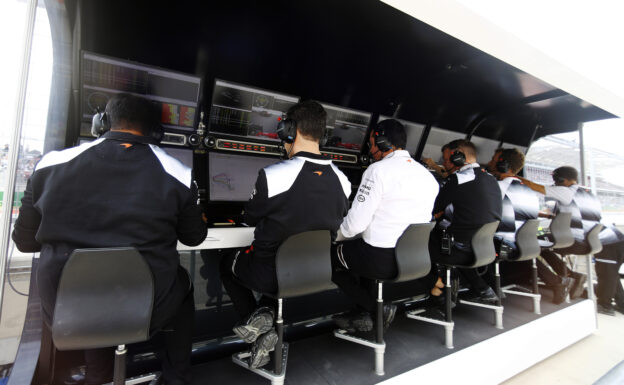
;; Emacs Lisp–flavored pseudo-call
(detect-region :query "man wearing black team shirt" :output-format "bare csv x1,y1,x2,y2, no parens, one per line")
427,139,503,304
220,100,351,368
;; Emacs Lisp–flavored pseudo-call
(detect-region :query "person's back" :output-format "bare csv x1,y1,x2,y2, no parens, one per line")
12,93,206,384
245,153,350,260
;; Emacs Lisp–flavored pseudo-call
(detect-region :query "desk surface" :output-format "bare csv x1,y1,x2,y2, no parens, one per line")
177,227,255,251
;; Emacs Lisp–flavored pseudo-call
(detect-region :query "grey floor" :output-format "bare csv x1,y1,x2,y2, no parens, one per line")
191,289,573,385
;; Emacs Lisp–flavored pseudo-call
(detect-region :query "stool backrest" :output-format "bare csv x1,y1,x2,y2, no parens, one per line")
514,219,541,261
586,223,604,255
550,212,574,249
275,230,333,299
52,247,153,351
394,222,436,283
468,221,500,268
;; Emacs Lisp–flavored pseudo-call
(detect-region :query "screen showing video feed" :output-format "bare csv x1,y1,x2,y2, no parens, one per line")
162,147,193,169
208,80,299,143
321,104,371,153
208,152,280,202
80,51,201,136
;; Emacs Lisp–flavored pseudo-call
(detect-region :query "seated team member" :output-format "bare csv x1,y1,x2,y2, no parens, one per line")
12,93,207,385
332,119,439,331
220,100,350,368
427,139,503,304
595,224,624,315
517,166,598,300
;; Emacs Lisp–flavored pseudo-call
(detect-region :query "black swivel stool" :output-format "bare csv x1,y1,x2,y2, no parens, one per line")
499,219,542,314
408,221,501,349
232,230,334,385
51,247,159,385
334,222,435,376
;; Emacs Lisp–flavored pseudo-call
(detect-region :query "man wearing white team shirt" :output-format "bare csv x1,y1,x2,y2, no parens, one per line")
332,119,439,332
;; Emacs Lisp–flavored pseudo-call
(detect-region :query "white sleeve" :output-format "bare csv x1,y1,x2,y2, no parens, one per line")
340,166,383,238
544,185,575,205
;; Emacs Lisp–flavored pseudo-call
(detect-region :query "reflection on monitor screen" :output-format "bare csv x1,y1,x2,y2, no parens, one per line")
209,152,280,201
162,147,193,169
208,80,299,142
321,104,371,153
80,52,201,136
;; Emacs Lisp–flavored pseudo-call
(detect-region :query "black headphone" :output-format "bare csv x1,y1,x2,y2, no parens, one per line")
91,106,164,144
496,156,510,173
450,150,466,167
372,127,392,153
552,170,566,184
276,115,297,144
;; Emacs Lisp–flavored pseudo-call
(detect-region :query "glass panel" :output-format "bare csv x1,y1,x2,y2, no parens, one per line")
0,0,52,367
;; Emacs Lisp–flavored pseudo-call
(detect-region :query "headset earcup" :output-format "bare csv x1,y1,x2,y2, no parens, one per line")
496,159,510,173
450,151,466,167
277,119,296,143
91,111,110,138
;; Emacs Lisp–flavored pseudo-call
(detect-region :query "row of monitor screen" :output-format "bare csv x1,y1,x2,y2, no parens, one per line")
80,52,371,153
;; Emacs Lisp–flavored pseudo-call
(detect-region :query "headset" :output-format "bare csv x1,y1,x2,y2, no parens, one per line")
276,115,297,144
91,106,164,144
449,150,466,167
552,169,566,185
495,156,511,173
372,127,392,153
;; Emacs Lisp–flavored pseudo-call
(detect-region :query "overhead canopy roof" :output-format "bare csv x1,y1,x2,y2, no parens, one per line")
67,0,616,147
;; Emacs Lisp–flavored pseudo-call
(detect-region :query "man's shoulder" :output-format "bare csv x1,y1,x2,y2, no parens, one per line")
35,138,105,172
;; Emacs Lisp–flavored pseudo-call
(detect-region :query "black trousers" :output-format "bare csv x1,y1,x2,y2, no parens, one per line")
331,238,397,312
85,266,195,385
425,232,491,293
538,241,588,286
595,241,624,307
220,247,277,319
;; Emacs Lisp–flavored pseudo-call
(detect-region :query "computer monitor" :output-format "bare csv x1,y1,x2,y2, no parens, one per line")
208,152,280,202
80,51,202,137
162,147,193,169
321,103,371,153
208,79,299,143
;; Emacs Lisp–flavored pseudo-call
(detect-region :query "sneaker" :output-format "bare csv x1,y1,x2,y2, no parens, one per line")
383,304,397,331
333,310,373,332
597,303,616,316
552,282,568,305
569,273,587,300
465,287,499,305
233,307,274,343
249,329,278,369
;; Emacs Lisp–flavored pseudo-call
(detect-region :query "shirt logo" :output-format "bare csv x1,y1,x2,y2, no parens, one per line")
313,171,323,176
119,143,132,148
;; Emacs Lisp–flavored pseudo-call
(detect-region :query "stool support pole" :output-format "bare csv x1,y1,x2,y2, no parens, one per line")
445,267,452,323
113,344,127,385
495,262,502,307
376,282,383,344
532,259,539,295
275,298,284,375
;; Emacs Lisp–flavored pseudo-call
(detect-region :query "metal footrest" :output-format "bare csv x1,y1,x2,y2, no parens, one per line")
405,309,454,349
459,300,504,329
232,343,289,385
334,329,386,376
103,372,162,385
502,285,541,314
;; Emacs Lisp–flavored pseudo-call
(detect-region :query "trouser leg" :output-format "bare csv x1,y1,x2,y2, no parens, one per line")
541,249,570,276
536,258,561,286
152,290,195,385
84,347,114,385
219,250,258,319
595,261,616,306
459,268,490,293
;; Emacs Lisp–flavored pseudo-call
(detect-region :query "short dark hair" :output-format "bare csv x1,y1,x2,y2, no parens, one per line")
445,139,476,158
500,148,525,174
105,93,159,136
286,100,327,142
553,166,578,182
375,119,407,149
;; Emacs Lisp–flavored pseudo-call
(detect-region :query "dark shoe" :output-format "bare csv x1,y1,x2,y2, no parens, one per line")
233,307,274,343
249,329,278,369
597,303,615,316
465,287,499,305
63,366,86,385
418,307,447,321
552,282,568,305
383,304,397,331
333,310,373,332
569,273,587,300
614,303,624,315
